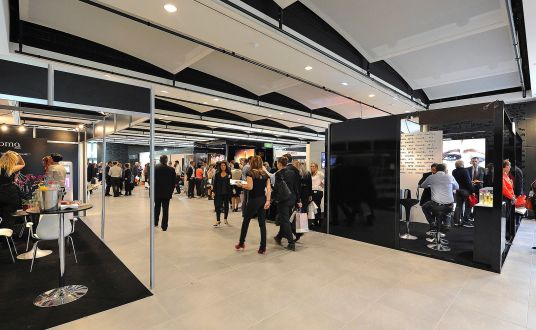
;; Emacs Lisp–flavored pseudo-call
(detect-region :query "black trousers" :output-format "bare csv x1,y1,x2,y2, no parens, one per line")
239,196,267,248
154,198,170,230
196,179,202,196
312,190,323,225
275,201,294,245
0,183,19,228
215,193,230,221
105,176,112,195
124,181,133,195
454,189,469,223
188,179,195,197
111,177,121,196
422,200,453,231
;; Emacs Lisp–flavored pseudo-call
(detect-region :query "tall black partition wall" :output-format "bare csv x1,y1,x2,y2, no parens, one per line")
328,116,400,248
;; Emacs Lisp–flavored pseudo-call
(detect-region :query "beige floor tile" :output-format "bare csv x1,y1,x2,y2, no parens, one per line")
341,302,432,330
437,304,526,330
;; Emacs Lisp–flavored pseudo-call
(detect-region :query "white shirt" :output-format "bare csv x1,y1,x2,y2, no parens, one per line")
109,165,122,178
312,171,325,191
46,164,67,187
420,171,459,204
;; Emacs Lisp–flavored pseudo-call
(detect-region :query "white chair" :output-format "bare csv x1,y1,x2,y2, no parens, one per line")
29,214,77,272
0,217,17,263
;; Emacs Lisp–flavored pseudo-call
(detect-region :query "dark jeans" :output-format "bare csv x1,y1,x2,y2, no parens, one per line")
422,200,453,231
124,181,133,195
454,189,469,224
312,190,323,225
154,198,170,230
196,179,203,196
275,201,294,245
187,179,195,197
111,177,122,197
239,196,267,248
105,176,112,195
214,193,230,221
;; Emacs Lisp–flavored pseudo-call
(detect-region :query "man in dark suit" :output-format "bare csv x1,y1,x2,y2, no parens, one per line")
467,157,485,194
104,161,113,196
186,161,195,198
154,155,176,231
418,163,438,206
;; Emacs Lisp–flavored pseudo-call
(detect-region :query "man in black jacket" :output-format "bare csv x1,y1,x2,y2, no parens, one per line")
274,154,302,251
452,160,473,226
186,161,195,198
154,155,176,231
418,163,437,206
104,161,113,196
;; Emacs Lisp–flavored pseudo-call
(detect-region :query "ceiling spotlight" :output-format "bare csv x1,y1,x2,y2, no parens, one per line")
304,66,313,71
1,124,8,132
203,102,208,104
104,74,111,78
164,4,177,13
368,94,375,98
164,148,168,151
405,110,411,113
161,90,169,94
341,82,348,86
279,112,283,115
78,124,85,129
18,125,26,132
213,98,219,101
268,115,272,117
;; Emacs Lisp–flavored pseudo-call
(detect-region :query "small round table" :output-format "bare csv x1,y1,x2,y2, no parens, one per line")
12,210,53,260
26,204,92,308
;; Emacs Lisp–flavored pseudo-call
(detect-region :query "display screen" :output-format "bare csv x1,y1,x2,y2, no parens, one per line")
234,149,255,163
321,152,326,169
443,138,485,173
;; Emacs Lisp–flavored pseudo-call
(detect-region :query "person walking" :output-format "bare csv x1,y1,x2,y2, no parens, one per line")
231,162,242,211
123,163,133,196
195,164,203,197
206,164,216,200
105,161,113,196
273,156,301,251
294,160,312,241
213,161,232,226
173,160,182,194
143,163,150,189
235,156,271,254
154,155,176,231
310,162,324,227
186,161,196,198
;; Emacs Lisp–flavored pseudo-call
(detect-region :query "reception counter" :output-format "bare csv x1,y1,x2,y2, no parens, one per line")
473,202,506,272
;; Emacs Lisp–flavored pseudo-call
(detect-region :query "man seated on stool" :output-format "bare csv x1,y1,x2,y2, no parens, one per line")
419,163,459,233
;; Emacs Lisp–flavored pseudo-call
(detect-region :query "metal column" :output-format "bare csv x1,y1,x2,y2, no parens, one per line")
100,115,106,240
149,89,155,289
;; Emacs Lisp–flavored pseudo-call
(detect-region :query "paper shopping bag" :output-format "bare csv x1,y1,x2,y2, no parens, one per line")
296,212,309,233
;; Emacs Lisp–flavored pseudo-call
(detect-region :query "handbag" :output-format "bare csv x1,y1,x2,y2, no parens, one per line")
295,212,309,233
289,210,297,223
307,202,318,220
275,177,291,202
515,194,526,208
468,193,478,207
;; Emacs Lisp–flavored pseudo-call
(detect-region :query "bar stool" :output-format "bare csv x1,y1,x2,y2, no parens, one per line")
427,211,453,252
400,198,420,240
0,217,17,263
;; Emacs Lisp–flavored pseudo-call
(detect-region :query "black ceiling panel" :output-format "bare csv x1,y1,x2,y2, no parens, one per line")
259,92,310,113
253,118,288,129
313,107,346,121
203,109,251,122
155,98,202,116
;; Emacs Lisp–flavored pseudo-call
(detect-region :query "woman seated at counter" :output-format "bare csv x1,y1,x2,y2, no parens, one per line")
0,151,25,228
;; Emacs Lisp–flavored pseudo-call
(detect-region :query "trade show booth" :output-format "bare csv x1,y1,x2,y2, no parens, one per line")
327,101,518,272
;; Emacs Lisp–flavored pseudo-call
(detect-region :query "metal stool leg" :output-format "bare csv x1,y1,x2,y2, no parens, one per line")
30,241,39,272
10,236,17,255
5,236,15,263
68,236,78,264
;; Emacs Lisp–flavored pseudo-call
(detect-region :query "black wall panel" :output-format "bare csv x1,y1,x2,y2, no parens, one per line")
54,71,151,114
0,59,48,100
329,116,400,248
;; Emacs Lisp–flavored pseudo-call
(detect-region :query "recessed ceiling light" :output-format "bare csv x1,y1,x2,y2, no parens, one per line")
161,90,168,94
104,74,111,78
304,66,313,71
405,110,411,113
1,124,8,132
164,4,177,13
268,115,272,117
298,118,302,121
213,98,219,101
341,82,348,86
368,94,375,98
18,125,26,132
203,102,208,104
279,112,283,115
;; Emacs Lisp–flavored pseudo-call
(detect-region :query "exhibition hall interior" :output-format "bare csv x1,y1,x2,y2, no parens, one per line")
1,0,536,329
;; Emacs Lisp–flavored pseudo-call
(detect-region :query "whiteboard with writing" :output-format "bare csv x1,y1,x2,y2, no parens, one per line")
400,131,443,175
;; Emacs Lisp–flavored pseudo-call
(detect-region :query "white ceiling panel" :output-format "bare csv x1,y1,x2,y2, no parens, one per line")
19,0,210,73
424,71,520,100
190,52,302,95
277,84,352,109
387,26,516,89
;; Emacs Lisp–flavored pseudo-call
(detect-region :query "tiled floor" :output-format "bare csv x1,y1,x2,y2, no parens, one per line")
53,188,536,329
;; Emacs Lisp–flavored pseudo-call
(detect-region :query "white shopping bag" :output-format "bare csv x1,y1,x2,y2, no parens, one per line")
296,212,309,233
307,202,318,220
289,210,297,223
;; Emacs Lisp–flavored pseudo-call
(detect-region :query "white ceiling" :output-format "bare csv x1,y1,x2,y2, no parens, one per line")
302,0,521,100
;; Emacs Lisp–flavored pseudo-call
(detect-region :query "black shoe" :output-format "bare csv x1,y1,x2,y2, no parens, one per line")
162,227,167,231
105,194,111,196
286,244,295,251
462,221,474,228
274,236,282,245
294,234,302,242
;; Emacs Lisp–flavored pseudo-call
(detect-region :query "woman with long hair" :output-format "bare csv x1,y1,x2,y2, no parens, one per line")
293,160,312,241
213,161,232,226
0,151,25,227
235,156,271,254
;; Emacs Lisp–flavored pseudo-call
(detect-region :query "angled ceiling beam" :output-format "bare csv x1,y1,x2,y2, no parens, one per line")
172,46,214,74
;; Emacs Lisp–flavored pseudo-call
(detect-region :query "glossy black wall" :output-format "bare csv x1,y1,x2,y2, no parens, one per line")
328,116,400,248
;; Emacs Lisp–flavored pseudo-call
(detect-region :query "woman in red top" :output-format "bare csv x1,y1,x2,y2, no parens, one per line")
502,160,515,204
195,165,203,197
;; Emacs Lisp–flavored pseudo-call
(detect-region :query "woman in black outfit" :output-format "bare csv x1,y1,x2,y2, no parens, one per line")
0,151,25,228
124,163,133,196
452,160,472,226
294,160,312,241
235,155,271,254
213,161,231,226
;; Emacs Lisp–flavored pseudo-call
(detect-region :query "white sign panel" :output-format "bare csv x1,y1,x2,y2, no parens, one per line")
400,131,443,175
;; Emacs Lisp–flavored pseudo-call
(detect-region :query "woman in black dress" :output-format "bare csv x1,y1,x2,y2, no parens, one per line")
235,156,272,254
0,151,25,228
123,163,133,196
213,161,231,226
